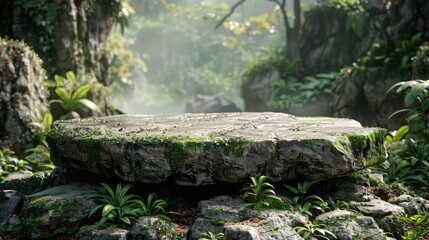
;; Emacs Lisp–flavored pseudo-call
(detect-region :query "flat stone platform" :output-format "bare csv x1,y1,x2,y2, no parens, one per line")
46,112,386,186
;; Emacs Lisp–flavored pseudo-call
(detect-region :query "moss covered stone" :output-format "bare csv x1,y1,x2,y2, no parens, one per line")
47,113,386,185
1,183,101,239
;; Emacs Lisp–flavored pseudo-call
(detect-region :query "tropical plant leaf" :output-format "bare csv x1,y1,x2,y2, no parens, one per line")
78,99,99,111
65,71,76,83
72,85,91,101
55,87,71,101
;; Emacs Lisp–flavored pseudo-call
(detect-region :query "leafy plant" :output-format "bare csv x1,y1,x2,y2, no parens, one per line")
0,148,16,175
294,72,337,104
134,193,178,221
30,112,53,134
385,125,409,143
25,142,55,172
400,211,429,240
12,159,32,172
295,202,314,216
89,183,141,225
293,221,336,240
284,179,322,205
381,79,429,186
241,175,283,210
48,71,99,118
30,110,53,143
199,231,224,240
325,197,355,212
375,154,429,186
0,148,32,177
387,80,429,142
284,179,327,215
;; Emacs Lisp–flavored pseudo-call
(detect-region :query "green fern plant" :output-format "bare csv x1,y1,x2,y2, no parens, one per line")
0,148,32,176
89,183,141,225
134,193,178,221
48,71,99,117
284,179,327,215
25,142,55,172
401,211,429,240
199,231,224,240
293,221,336,240
241,176,283,210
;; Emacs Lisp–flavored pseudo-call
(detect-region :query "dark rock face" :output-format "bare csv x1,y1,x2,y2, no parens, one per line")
0,39,49,157
47,113,386,186
241,71,280,112
299,2,382,75
332,0,429,129
0,190,23,224
332,69,404,130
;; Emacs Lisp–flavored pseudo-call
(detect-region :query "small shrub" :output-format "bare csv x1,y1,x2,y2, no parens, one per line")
400,211,429,240
293,221,336,240
284,179,327,215
48,71,99,118
89,183,141,225
241,175,283,210
199,231,224,240
134,193,178,221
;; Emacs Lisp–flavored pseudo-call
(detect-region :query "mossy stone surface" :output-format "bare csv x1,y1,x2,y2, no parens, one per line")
47,113,386,185
1,183,101,239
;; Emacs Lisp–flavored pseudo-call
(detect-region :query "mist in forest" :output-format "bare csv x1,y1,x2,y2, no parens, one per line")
109,0,316,114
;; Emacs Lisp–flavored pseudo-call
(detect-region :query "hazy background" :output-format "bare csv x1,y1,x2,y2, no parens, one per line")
109,0,316,114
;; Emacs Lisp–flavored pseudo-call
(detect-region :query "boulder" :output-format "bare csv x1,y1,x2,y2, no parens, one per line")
222,213,304,240
332,67,405,130
241,71,280,112
0,171,42,195
128,216,186,240
184,93,241,113
1,183,101,238
190,218,224,240
0,38,49,157
47,112,386,186
352,199,406,238
317,209,386,240
333,179,372,202
389,194,429,215
0,190,23,224
76,225,129,240
190,195,305,240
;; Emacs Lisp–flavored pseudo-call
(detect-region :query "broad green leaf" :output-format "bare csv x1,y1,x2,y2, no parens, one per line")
55,87,71,101
43,113,53,130
405,84,426,106
102,204,116,216
72,85,91,100
78,99,99,111
65,71,76,83
54,74,64,86
120,217,131,224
